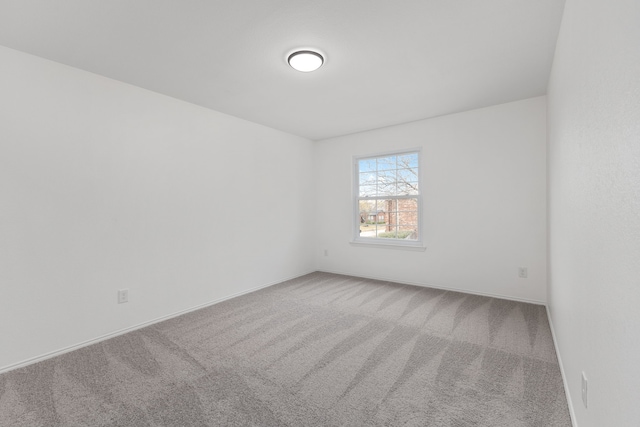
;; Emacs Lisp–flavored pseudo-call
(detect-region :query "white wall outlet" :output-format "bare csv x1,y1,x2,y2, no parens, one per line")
581,371,588,408
518,267,528,278
324,249,329,256
117,289,129,304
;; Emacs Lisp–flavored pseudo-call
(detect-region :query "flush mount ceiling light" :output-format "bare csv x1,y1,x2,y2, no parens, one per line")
288,50,324,72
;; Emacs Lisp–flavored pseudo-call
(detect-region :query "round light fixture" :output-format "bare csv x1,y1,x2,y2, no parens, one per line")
288,50,324,72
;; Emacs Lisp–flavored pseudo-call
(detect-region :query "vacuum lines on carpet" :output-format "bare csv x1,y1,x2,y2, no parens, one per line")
0,272,571,426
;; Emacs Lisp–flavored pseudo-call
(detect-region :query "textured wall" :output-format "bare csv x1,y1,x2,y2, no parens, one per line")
0,46,315,371
547,0,640,424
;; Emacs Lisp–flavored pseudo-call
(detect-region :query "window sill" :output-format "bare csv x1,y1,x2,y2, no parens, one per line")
349,240,426,251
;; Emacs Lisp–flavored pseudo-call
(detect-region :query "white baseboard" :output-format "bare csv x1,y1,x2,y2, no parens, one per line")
317,268,546,305
0,270,315,375
546,306,578,427
2,268,577,427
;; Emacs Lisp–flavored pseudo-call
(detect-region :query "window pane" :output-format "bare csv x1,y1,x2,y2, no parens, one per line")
358,159,376,172
378,224,397,238
397,198,418,211
397,168,418,181
397,153,419,169
386,214,395,228
359,185,376,197
398,211,418,225
359,199,376,211
397,182,418,195
398,225,418,240
377,156,396,170
376,169,397,196
378,199,397,215
382,200,398,233
359,172,376,186
358,200,377,236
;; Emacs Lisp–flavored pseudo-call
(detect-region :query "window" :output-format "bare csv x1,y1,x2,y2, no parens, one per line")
354,150,422,247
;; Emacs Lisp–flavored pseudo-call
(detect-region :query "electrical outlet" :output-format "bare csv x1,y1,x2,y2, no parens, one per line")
581,372,588,408
518,267,528,278
118,289,129,304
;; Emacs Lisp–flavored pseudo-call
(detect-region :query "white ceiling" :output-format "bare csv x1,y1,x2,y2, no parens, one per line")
0,0,565,140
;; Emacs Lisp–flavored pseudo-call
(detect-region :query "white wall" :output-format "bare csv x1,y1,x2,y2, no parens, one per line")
0,46,315,371
547,0,640,425
314,97,548,303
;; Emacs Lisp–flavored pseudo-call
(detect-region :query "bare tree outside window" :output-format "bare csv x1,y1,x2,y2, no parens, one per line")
355,151,421,244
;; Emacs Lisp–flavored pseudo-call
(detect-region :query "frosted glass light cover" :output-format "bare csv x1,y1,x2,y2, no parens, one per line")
288,51,324,72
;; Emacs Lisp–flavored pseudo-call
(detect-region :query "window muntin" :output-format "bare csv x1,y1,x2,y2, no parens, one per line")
354,150,421,246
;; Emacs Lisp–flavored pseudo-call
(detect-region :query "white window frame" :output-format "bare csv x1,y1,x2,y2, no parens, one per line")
351,148,424,250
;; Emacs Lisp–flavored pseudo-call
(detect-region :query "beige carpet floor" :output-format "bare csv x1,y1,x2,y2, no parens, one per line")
0,272,572,426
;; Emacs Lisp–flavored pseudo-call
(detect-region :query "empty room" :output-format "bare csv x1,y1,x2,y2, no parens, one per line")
0,0,638,426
